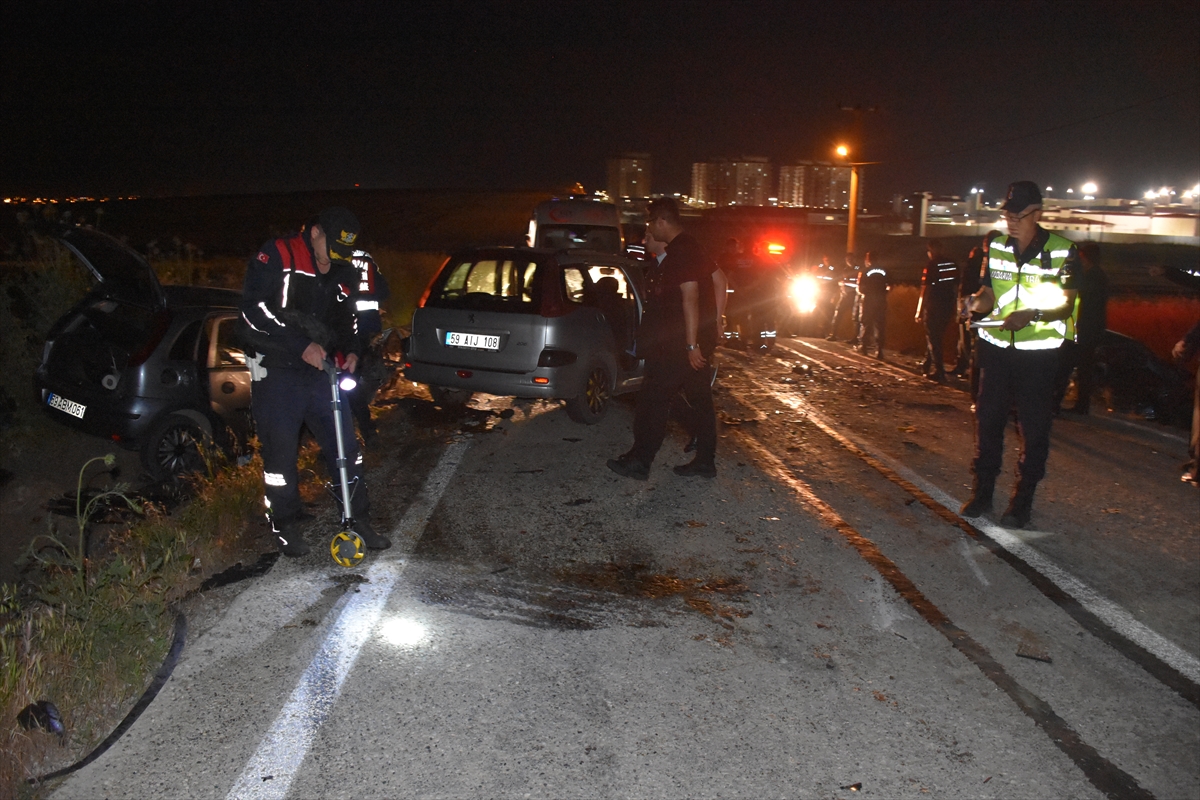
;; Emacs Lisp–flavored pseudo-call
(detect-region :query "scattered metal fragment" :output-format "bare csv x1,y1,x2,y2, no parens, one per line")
1016,642,1053,663
839,782,862,791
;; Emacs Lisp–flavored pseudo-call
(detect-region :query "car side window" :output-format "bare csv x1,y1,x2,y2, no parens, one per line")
563,266,588,305
168,320,203,361
210,316,247,368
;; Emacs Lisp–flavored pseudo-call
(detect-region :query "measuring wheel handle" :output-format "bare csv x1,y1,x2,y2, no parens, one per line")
330,528,366,568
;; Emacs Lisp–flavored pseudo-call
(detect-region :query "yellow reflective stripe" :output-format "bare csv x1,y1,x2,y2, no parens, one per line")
1050,249,1072,258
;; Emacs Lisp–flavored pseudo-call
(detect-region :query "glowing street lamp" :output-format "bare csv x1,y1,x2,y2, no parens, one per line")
1081,181,1098,196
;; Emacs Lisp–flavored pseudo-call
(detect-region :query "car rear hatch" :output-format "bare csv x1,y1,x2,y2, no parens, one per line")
410,251,548,373
36,228,171,417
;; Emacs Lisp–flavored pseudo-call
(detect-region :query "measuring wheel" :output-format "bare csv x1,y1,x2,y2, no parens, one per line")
330,528,366,568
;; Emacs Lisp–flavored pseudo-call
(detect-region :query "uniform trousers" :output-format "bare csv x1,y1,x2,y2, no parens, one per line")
632,350,716,465
859,296,887,354
251,365,370,525
973,340,1061,485
923,306,955,374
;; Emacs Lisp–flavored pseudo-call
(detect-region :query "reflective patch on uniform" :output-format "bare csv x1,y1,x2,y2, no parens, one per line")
1014,337,1066,351
1050,249,1072,258
355,453,363,466
356,300,379,311
264,472,288,487
281,274,290,308
264,496,271,509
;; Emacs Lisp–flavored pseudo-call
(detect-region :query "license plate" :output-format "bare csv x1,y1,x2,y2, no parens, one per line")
445,331,500,350
47,393,87,419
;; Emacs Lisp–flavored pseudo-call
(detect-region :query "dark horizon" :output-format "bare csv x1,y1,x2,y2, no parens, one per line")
3,0,1198,204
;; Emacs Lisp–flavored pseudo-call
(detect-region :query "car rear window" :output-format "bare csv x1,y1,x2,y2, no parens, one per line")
539,225,621,253
427,256,540,313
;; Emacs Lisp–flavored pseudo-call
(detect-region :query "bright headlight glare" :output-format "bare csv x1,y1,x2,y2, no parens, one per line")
789,275,819,314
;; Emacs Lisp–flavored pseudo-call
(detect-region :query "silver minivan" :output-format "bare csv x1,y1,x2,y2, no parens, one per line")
404,247,644,423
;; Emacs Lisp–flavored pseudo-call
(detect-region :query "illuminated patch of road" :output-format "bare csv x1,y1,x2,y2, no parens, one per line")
746,369,1200,704
225,438,470,800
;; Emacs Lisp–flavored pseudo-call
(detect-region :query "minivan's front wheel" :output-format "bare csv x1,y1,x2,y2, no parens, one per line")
142,413,211,481
566,363,611,424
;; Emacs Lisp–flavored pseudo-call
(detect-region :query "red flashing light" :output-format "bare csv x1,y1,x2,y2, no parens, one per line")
766,242,787,255
533,377,549,385
456,370,473,379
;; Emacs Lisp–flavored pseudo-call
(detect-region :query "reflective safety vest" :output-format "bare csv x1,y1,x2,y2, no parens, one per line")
978,231,1076,350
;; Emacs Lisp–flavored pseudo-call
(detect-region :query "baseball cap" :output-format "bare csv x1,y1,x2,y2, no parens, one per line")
317,207,361,262
1001,181,1042,213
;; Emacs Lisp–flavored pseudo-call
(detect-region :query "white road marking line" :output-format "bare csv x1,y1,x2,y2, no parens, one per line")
225,438,471,800
958,538,991,587
768,389,1200,685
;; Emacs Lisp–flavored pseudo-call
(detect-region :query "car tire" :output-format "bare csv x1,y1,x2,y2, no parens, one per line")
142,413,211,481
566,362,612,424
429,385,473,408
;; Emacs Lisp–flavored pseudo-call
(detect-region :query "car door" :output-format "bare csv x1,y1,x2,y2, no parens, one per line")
206,313,253,435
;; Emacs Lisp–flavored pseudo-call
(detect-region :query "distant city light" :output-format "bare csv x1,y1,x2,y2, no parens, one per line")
1045,186,1053,192
1067,188,1075,194
836,144,849,158
1081,182,1098,195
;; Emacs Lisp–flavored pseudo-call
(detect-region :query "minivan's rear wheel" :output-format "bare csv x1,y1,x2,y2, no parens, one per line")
142,414,211,481
429,385,473,408
566,363,611,424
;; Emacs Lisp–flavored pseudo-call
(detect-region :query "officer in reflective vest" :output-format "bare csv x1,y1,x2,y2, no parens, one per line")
347,249,390,447
959,182,1079,529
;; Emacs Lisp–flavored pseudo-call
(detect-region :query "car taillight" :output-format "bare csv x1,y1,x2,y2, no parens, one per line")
537,349,577,367
128,309,173,367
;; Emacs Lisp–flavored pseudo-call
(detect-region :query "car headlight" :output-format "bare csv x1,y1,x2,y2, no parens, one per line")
789,276,820,314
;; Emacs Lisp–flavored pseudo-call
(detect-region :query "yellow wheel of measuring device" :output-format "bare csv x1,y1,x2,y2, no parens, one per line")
330,529,366,568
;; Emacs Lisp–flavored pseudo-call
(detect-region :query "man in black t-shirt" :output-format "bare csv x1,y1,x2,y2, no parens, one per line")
608,198,718,480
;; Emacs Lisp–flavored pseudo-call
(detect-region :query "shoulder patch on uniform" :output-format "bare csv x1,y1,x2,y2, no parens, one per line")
257,251,270,263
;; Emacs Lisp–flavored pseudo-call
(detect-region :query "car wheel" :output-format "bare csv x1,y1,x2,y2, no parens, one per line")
142,413,211,481
566,362,611,424
429,385,473,408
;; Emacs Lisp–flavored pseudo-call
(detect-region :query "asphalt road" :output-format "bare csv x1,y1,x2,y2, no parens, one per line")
50,338,1200,800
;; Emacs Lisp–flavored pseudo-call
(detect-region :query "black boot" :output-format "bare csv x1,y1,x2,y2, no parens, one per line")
354,518,392,550
959,475,995,518
1000,483,1037,529
272,516,310,558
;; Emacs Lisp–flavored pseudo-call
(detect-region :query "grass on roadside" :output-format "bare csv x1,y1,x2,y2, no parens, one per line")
0,449,267,797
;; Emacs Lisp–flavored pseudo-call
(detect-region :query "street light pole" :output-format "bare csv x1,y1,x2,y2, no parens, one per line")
847,163,860,255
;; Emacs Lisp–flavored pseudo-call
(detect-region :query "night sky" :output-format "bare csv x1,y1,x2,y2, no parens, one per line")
3,0,1197,204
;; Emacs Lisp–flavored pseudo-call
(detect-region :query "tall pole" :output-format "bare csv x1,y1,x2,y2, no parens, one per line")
847,164,859,255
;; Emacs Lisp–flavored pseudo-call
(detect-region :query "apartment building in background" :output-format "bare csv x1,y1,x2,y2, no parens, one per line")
606,153,651,199
691,156,772,207
778,161,853,209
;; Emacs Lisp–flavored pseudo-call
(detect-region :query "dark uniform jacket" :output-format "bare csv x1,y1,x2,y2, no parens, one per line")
920,258,960,317
240,232,360,370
